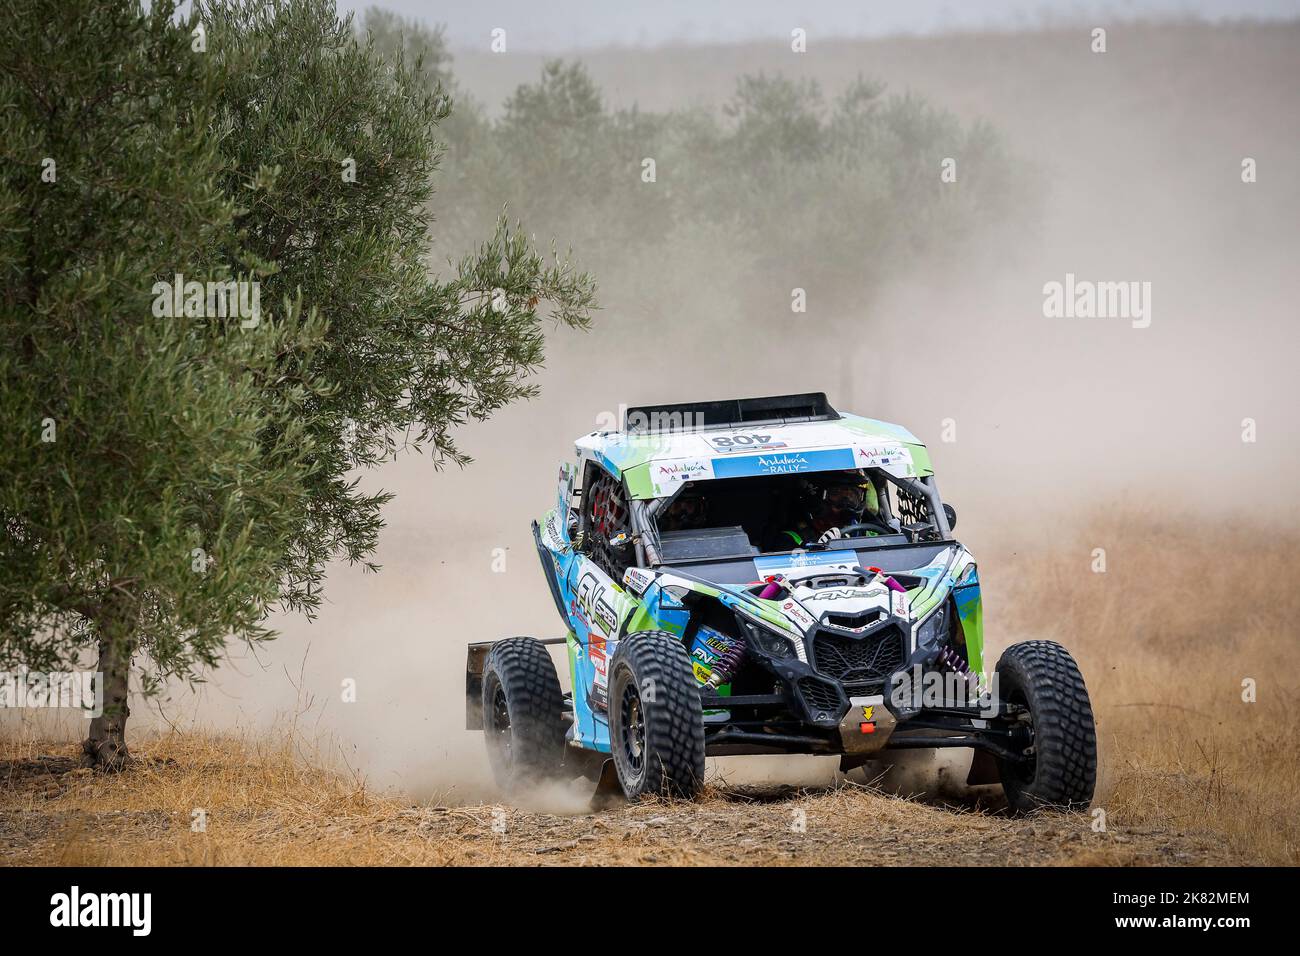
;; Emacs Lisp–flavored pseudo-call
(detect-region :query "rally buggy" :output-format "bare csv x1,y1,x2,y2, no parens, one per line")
465,393,1096,812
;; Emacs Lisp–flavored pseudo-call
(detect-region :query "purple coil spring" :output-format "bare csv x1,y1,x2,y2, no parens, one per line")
936,646,980,691
709,633,747,687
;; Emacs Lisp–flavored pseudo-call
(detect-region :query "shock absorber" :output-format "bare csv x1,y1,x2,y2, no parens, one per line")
706,630,747,689
936,646,979,692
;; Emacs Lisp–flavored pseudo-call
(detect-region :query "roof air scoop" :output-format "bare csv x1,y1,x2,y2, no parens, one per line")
623,392,839,435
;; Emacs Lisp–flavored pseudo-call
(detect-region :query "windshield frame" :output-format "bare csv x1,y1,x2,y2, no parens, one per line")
630,469,953,568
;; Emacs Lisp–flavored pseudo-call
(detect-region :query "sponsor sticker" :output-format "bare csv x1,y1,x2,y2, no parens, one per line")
651,459,712,495
711,447,856,478
622,566,655,595
780,600,816,630
542,509,564,548
855,444,913,469
577,571,619,635
754,551,853,575
891,589,909,619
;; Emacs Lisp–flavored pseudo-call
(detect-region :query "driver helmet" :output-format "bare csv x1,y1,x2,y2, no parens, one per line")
817,471,878,525
664,492,707,530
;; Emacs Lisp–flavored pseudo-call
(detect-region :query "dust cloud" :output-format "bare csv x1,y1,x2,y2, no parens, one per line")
66,21,1300,801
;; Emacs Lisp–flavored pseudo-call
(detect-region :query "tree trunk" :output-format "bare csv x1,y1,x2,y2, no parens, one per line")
82,614,135,772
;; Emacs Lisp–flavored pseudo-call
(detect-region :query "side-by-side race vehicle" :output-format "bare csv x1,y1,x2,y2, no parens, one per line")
466,394,1097,812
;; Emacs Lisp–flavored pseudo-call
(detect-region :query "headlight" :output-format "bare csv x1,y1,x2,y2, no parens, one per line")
736,611,805,663
913,601,951,652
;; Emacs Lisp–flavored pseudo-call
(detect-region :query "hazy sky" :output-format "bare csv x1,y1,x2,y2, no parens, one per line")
339,0,1300,51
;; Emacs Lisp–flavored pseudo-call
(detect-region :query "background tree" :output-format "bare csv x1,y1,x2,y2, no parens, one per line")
414,55,1027,327
0,0,594,768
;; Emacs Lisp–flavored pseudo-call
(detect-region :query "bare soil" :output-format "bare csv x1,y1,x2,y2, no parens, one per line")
0,739,1235,867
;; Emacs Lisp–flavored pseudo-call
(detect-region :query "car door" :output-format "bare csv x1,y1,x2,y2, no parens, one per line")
564,463,639,750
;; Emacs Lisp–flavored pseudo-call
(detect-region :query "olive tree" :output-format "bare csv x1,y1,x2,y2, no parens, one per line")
0,0,594,767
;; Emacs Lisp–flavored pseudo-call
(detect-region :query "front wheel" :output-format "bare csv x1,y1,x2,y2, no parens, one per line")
994,640,1097,813
608,630,705,800
481,637,566,793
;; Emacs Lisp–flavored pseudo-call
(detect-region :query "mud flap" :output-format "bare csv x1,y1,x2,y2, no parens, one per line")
839,753,875,774
590,759,624,810
966,747,1000,786
465,642,493,731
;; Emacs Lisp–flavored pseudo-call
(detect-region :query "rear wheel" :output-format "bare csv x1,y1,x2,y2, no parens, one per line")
609,630,705,799
994,640,1097,813
481,637,566,793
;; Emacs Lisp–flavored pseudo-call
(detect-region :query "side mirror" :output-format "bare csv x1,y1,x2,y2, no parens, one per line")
943,503,957,531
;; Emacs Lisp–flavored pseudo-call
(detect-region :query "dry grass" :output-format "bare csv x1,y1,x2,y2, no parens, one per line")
1,512,1296,866
993,509,1300,865
0,731,1230,866
0,733,437,866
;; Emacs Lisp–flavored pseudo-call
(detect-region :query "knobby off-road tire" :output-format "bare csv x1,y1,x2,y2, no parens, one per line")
995,640,1098,813
481,637,566,793
609,630,706,800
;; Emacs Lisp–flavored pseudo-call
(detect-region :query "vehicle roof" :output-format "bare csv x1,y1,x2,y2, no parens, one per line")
573,395,933,500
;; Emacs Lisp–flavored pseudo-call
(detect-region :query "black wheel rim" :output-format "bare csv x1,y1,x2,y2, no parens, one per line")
619,680,645,777
490,683,513,768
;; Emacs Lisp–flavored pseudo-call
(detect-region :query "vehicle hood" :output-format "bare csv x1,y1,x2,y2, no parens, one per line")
627,543,972,639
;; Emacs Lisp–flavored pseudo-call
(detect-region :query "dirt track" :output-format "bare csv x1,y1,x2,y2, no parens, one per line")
0,744,1233,866
2,20,1297,870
